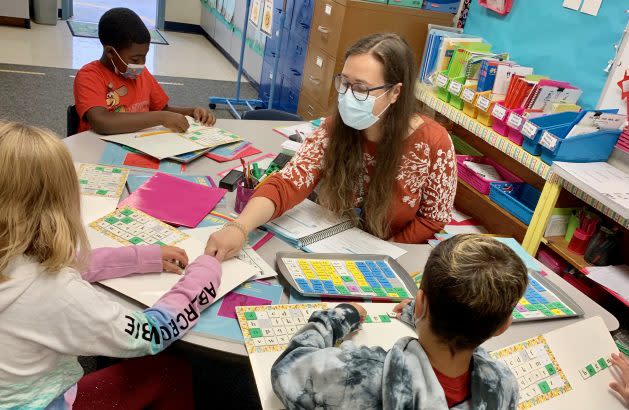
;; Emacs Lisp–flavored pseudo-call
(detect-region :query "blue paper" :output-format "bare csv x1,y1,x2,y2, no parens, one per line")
191,281,284,342
463,0,627,109
100,142,183,174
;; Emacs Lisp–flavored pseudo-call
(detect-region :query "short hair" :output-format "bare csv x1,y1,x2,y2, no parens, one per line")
98,8,150,49
421,234,528,351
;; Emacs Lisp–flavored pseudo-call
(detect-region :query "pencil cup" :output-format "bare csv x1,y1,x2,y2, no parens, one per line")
567,228,592,255
235,180,255,214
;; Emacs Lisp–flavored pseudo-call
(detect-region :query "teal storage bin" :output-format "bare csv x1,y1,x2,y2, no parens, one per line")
389,0,424,8
521,112,580,157
538,110,621,164
489,182,541,225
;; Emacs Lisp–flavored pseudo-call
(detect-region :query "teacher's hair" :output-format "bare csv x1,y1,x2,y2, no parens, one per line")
0,121,89,280
318,33,418,239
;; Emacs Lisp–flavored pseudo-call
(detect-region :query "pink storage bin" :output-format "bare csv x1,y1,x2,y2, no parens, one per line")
506,108,527,145
456,155,524,195
490,101,510,136
537,249,568,275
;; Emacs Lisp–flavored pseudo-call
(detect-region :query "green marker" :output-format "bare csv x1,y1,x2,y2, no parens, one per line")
252,163,261,179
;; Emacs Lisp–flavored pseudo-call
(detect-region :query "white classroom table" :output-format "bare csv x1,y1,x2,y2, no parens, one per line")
64,118,619,357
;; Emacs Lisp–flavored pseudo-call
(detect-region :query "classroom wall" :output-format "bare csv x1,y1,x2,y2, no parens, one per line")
165,0,201,25
463,0,627,110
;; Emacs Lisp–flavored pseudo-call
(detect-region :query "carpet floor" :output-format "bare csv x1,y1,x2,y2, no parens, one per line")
0,63,258,137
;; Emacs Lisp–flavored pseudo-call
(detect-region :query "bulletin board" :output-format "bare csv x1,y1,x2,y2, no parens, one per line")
463,0,627,109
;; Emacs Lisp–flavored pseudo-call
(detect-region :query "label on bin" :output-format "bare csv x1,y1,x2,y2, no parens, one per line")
521,121,539,139
506,113,524,129
476,96,491,112
447,81,463,96
492,104,507,121
436,74,448,88
461,89,476,103
539,130,559,151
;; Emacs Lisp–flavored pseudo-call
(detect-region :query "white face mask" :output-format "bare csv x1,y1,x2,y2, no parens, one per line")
111,48,145,80
337,89,391,130
414,298,428,328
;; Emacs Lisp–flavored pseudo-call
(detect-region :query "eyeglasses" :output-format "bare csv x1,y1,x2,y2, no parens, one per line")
334,74,391,101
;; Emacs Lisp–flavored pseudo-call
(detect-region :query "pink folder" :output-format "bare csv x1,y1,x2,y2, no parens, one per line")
118,172,226,228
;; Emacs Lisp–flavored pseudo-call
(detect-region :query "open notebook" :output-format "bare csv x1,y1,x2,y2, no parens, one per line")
265,200,406,259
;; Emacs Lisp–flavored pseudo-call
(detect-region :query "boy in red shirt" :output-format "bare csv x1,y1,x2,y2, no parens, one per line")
73,8,215,135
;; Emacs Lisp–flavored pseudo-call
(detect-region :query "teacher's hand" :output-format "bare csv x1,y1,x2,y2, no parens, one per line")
204,225,247,261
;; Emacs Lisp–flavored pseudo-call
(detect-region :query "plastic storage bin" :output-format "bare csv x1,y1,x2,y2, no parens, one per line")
447,77,466,110
538,110,622,164
489,182,542,225
389,0,424,8
537,249,568,275
435,71,450,102
490,102,510,136
475,95,495,127
457,155,523,195
505,108,527,145
520,112,580,156
462,88,479,119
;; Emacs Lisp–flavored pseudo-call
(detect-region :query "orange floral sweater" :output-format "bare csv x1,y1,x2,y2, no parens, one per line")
253,116,457,243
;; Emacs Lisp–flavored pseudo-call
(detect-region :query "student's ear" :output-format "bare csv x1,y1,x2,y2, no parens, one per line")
388,83,403,104
493,316,513,337
414,289,426,319
104,46,116,61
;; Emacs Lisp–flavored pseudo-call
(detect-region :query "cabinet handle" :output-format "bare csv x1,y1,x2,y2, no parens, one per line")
317,26,330,34
308,76,321,85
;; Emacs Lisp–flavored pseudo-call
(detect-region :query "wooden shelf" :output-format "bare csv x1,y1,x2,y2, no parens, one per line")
416,84,552,180
454,178,528,242
545,236,591,272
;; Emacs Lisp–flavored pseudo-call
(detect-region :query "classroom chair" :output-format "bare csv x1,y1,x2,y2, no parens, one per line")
66,105,80,137
242,109,303,121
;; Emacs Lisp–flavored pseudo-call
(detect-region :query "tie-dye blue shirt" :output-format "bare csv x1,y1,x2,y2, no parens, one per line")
271,304,519,409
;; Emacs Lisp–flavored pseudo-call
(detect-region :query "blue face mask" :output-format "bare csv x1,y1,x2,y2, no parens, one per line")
111,48,145,80
337,89,391,130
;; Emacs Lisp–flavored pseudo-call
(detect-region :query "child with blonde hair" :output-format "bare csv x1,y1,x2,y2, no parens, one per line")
0,121,221,409
272,234,529,409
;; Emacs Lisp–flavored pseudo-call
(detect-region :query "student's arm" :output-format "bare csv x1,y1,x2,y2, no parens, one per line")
81,246,188,282
271,304,386,409
392,132,457,244
205,126,329,260
85,107,189,135
46,256,221,357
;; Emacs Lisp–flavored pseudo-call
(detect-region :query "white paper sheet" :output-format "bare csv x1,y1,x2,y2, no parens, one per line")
580,0,602,16
586,265,629,302
90,227,258,307
280,139,302,153
444,224,488,235
245,303,416,410
563,0,582,10
451,208,472,222
266,199,345,240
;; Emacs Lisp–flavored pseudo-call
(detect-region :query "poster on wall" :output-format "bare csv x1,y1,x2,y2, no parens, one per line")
249,0,262,28
260,0,274,38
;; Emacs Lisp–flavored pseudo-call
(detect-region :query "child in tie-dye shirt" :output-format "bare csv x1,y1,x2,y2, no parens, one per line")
0,122,220,409
272,234,529,409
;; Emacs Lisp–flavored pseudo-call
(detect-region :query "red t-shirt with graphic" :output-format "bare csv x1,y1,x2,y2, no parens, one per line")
73,60,169,133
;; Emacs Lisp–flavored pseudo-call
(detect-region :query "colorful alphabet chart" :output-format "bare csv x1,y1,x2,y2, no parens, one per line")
511,271,583,322
277,254,416,301
89,207,189,246
77,163,128,199
491,335,572,409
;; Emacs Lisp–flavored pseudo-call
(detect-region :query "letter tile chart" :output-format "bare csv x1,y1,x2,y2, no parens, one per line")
236,302,416,410
78,163,128,198
275,252,418,301
90,207,188,246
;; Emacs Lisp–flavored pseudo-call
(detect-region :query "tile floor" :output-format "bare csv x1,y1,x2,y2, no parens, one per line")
0,22,239,81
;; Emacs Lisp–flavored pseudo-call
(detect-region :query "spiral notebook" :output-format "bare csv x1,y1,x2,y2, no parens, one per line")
265,199,406,259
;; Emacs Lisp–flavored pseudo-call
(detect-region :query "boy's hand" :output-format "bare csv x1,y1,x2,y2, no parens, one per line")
347,303,367,324
161,111,190,133
161,246,189,274
610,353,629,407
193,107,216,126
393,299,412,318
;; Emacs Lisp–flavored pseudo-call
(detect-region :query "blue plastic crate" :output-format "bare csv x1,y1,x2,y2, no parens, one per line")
489,182,541,225
538,110,622,164
520,112,580,157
